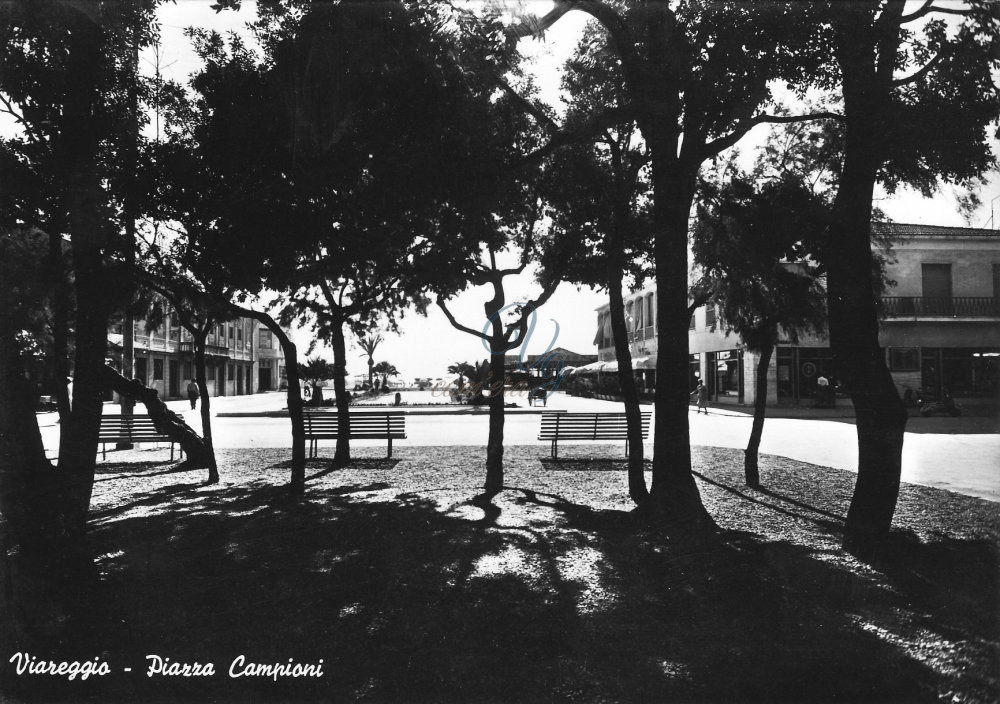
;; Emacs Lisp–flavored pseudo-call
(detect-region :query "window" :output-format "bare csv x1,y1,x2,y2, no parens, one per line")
689,311,696,331
229,326,234,341
889,347,919,371
207,364,215,381
706,304,717,331
237,327,243,343
228,364,234,379
153,359,164,380
646,295,654,330
921,263,952,298
259,329,273,349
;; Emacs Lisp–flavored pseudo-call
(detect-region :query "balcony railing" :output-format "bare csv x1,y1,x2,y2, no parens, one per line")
881,296,999,317
178,341,232,356
626,325,656,342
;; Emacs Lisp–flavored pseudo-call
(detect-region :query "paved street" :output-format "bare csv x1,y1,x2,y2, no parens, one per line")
38,390,999,502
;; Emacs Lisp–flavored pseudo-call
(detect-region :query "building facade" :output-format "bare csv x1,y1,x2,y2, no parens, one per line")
593,223,1000,408
109,306,289,402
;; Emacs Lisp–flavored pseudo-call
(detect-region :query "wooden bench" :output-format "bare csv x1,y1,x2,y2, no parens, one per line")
538,411,651,459
99,415,179,460
304,411,406,458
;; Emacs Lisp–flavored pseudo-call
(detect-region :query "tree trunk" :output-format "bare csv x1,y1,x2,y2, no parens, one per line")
831,14,909,555
47,225,72,424
193,331,219,483
231,306,305,491
50,9,110,539
331,317,351,464
744,343,773,488
99,365,213,468
0,302,55,555
117,310,136,449
607,272,648,504
484,340,506,495
269,322,305,491
0,293,73,652
645,149,714,528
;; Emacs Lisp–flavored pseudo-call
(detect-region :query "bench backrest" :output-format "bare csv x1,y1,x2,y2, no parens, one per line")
303,411,406,438
99,415,169,441
539,412,651,439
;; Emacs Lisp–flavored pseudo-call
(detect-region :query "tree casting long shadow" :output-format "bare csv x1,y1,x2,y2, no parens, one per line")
9,467,993,703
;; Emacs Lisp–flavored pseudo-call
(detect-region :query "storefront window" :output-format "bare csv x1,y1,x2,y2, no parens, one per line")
689,353,700,391
889,347,919,371
923,348,1000,398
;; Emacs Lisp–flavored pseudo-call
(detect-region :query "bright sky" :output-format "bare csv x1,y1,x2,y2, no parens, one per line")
5,1,998,382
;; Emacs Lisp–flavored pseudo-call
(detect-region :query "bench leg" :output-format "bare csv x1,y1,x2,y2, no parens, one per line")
625,438,629,458
102,443,106,461
551,439,557,460
387,437,392,459
170,443,175,462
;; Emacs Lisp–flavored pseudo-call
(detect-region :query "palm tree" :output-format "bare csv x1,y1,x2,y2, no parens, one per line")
447,361,475,387
357,334,383,388
372,361,399,381
298,356,336,406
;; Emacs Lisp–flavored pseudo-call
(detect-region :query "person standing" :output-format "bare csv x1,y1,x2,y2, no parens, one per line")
187,379,199,410
692,380,709,414
817,374,830,408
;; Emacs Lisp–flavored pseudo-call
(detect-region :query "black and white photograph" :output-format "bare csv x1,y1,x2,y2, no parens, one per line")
1,0,998,701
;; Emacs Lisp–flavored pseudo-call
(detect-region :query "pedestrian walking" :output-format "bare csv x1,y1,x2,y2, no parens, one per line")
691,380,709,414
187,379,199,410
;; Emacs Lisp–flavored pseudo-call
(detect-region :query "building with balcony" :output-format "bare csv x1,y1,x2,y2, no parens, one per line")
108,303,289,402
592,223,1000,408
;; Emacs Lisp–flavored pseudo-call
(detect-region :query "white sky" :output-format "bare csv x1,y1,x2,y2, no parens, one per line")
6,1,998,381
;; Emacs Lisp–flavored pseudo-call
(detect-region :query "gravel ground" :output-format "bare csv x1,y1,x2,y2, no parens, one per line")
51,443,1000,703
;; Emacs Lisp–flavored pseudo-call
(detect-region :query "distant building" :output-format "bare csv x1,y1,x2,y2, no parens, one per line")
593,223,1000,407
504,346,598,378
108,301,289,401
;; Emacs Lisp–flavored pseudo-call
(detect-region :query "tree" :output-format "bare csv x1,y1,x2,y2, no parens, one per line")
138,274,232,484
219,1,510,467
510,1,837,526
692,175,828,486
803,1,999,553
373,361,400,384
299,356,335,406
0,0,160,646
538,23,654,504
357,334,383,389
438,240,563,495
447,361,476,387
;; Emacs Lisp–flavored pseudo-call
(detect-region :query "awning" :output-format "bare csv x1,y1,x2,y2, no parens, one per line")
573,360,617,374
631,355,658,370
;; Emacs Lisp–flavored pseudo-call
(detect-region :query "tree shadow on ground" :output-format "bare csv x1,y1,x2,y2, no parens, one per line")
95,462,188,481
12,461,997,704
539,458,651,472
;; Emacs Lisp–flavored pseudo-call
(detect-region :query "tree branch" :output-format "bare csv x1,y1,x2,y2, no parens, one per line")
701,111,844,159
892,49,945,86
438,297,489,342
505,1,576,40
497,78,560,133
503,276,562,345
898,1,971,22
0,93,45,146
511,103,634,170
